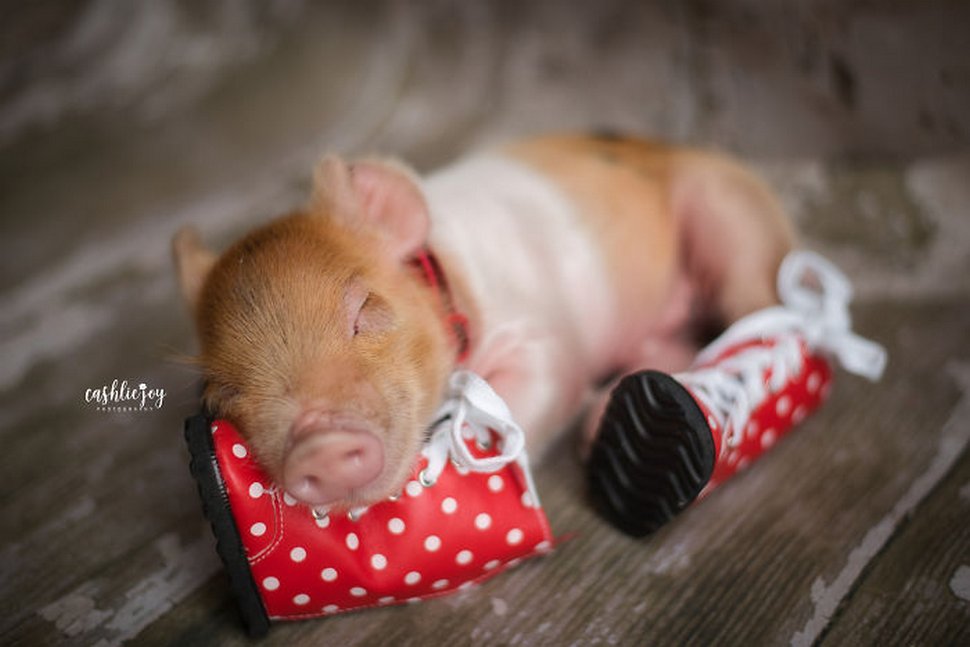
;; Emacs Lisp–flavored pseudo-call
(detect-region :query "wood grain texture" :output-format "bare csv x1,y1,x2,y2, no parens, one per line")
819,411,970,646
2,2,969,646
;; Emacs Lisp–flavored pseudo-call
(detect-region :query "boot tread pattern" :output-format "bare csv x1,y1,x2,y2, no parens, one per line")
588,370,715,537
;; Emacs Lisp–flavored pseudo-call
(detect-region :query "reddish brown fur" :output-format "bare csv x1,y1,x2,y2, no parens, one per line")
190,207,452,506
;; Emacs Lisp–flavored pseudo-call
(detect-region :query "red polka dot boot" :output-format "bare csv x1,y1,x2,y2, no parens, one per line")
185,371,553,636
588,251,888,537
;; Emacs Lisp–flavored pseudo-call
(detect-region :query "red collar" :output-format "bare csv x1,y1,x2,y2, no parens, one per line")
410,250,470,363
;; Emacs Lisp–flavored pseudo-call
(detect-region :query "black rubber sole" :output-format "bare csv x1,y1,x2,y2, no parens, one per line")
587,371,716,538
184,413,270,637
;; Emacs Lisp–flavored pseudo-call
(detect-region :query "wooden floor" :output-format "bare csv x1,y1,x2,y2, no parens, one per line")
2,2,969,645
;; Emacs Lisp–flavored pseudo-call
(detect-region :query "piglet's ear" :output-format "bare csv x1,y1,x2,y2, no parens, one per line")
310,155,429,261
172,226,217,312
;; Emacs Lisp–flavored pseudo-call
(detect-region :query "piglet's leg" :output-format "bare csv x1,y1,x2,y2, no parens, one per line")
671,151,796,324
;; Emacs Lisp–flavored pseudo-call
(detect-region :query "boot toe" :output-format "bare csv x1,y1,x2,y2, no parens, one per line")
587,370,715,537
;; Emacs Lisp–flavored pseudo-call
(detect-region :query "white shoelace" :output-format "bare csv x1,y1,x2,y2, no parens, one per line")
678,250,888,449
422,370,541,505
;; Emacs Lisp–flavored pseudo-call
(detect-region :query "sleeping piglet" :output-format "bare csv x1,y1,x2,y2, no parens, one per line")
173,134,794,512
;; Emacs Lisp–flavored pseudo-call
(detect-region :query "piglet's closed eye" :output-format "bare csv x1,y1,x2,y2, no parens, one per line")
344,278,394,337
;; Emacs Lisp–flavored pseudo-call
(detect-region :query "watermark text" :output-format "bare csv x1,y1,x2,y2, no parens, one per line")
85,379,166,412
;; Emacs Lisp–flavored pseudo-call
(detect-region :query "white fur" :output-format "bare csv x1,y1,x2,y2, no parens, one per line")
423,155,616,445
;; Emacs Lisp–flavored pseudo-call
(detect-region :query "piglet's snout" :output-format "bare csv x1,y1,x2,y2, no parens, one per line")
282,410,384,506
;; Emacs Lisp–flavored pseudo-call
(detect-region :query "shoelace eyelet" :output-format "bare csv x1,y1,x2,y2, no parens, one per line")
418,468,437,488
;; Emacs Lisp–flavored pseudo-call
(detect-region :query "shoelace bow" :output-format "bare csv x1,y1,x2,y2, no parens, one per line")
423,371,541,505
679,250,888,449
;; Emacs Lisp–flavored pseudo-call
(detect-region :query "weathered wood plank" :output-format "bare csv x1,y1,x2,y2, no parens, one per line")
819,406,970,646
2,4,969,645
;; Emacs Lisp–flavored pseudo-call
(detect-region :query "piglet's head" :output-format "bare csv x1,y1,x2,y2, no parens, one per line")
173,157,454,510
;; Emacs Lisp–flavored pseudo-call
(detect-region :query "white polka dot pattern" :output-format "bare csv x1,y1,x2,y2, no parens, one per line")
776,396,792,417
807,372,822,394
760,429,777,449
206,416,555,622
405,481,423,497
684,340,834,491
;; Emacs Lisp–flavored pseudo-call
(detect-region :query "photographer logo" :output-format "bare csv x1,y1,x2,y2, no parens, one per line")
85,379,166,412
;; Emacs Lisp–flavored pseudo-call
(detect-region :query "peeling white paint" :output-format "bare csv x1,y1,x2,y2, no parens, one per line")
38,582,113,637
861,156,970,299
643,539,693,576
949,565,970,602
790,361,970,647
37,530,219,646
758,156,970,302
